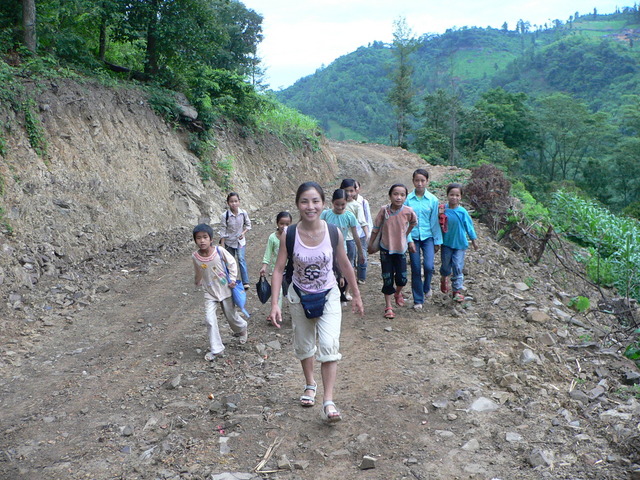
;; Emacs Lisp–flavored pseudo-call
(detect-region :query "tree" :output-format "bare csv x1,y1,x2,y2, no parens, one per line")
473,88,535,152
22,0,36,52
387,17,417,148
529,93,612,182
414,89,462,164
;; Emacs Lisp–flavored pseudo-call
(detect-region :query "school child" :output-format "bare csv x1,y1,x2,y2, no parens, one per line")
219,192,252,290
439,183,479,303
192,223,248,361
405,168,443,310
339,179,369,299
369,184,417,319
267,182,364,423
259,211,293,311
320,189,364,303
354,180,372,284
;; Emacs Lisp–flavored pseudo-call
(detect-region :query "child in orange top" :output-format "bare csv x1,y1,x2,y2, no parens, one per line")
369,184,417,319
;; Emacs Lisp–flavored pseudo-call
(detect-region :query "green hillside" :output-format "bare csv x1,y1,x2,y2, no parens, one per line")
276,8,640,143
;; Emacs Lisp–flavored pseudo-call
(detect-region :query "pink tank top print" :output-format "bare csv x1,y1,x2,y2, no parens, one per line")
292,222,337,294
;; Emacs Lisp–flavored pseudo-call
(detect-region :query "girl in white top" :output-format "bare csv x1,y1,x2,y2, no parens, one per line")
219,192,252,289
268,182,364,423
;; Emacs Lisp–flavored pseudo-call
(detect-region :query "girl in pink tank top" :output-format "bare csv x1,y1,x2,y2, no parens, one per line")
267,182,364,423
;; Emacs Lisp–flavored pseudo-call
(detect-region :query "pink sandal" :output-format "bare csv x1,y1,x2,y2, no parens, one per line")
394,292,405,307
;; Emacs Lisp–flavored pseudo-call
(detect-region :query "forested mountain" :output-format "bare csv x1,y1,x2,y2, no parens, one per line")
277,8,640,143
276,8,640,213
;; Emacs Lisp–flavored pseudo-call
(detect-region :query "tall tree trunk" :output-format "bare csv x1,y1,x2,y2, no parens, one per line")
22,0,36,52
98,9,107,61
144,0,159,76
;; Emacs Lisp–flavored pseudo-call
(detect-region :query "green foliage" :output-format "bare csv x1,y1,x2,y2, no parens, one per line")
552,190,640,300
147,88,181,125
568,296,591,312
511,181,550,224
256,97,320,151
213,155,234,191
188,67,266,128
623,201,640,220
22,99,47,157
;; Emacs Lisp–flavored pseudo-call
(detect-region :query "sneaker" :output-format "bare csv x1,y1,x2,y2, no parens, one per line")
243,283,250,291
425,290,433,299
413,303,423,310
357,279,366,285
345,294,353,301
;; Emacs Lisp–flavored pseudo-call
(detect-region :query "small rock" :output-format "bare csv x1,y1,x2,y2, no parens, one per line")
500,373,519,387
520,349,540,365
121,425,134,436
435,430,455,438
265,340,281,350
359,455,377,470
538,332,556,346
505,432,523,442
405,457,418,465
356,433,369,443
462,439,480,451
209,401,225,414
514,282,530,291
384,326,393,332
164,374,182,390
623,371,640,385
471,357,485,368
219,437,230,455
600,409,633,422
277,454,292,470
528,448,554,468
432,399,449,409
569,389,589,405
470,397,499,412
589,385,606,400
293,460,309,470
527,310,550,324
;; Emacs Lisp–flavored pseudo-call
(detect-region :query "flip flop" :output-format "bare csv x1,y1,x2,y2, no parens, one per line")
300,382,317,407
394,292,405,307
384,307,395,319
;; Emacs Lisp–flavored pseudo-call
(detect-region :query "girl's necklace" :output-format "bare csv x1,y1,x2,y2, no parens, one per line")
300,228,322,240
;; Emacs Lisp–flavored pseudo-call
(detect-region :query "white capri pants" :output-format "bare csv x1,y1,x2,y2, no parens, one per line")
204,293,247,354
288,286,342,363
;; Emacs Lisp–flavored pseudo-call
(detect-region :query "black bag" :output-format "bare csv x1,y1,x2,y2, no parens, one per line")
294,285,331,319
256,275,272,304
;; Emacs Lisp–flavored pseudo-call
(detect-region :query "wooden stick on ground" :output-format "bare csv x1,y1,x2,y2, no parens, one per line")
254,436,284,473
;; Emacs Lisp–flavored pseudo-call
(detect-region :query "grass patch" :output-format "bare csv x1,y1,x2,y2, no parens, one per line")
256,100,321,151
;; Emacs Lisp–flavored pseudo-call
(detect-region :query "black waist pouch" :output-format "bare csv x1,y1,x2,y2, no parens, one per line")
293,285,331,319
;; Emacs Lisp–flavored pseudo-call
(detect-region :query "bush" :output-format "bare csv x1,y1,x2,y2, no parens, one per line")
465,164,512,216
187,67,266,128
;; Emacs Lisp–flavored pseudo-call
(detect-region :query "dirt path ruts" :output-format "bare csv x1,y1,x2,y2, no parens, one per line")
0,141,632,480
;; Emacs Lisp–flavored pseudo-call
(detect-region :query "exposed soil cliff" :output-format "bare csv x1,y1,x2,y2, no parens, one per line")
0,79,337,322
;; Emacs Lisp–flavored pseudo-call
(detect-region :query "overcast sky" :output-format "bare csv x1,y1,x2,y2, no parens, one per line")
242,0,626,90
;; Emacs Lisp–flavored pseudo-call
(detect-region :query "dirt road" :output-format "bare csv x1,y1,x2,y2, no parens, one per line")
0,142,636,479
